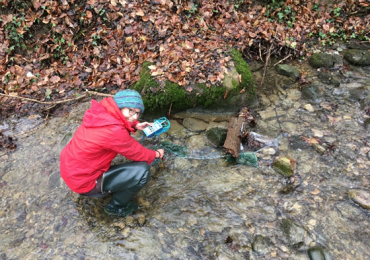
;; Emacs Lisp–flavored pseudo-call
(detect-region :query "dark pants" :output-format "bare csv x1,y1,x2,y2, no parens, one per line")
81,162,150,206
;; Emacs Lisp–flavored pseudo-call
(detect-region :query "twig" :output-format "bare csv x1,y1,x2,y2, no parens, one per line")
274,54,292,66
0,91,113,105
259,42,264,62
259,44,272,87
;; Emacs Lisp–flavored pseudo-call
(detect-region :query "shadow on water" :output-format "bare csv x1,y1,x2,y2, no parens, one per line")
1,60,370,259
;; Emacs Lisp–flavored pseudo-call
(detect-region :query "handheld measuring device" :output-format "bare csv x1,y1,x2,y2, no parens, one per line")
143,117,170,138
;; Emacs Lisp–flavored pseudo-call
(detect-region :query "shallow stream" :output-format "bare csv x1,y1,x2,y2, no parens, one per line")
0,59,369,260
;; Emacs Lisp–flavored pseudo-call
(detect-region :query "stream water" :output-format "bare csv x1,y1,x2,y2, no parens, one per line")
0,59,369,260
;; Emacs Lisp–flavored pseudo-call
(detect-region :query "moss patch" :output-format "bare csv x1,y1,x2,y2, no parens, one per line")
231,48,256,102
131,49,256,112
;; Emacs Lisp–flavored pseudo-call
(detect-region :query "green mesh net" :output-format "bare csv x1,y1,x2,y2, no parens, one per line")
226,152,259,167
159,140,187,157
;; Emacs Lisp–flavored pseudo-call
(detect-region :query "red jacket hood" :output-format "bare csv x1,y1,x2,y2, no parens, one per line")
83,97,137,133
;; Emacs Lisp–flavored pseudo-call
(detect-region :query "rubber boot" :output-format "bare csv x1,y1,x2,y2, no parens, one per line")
102,162,150,217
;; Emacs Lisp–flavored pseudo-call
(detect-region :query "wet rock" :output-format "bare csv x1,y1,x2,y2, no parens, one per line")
137,213,146,226
312,143,326,155
348,189,370,210
187,135,208,150
317,72,340,87
121,227,130,237
182,118,209,131
60,132,73,147
252,235,273,255
205,126,228,147
167,120,187,138
174,157,192,170
272,156,295,177
304,104,315,112
364,118,370,130
301,82,323,103
280,218,306,246
344,49,370,66
173,108,234,122
275,64,300,79
125,216,135,226
336,202,363,219
289,135,310,150
256,147,276,160
309,53,337,68
307,246,327,260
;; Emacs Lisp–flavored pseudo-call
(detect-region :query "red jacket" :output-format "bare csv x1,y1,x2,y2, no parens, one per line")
60,97,156,193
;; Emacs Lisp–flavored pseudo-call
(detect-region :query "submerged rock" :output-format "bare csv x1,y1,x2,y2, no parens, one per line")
205,127,228,147
301,82,324,103
252,235,273,255
348,189,370,210
280,218,306,246
307,246,327,260
182,118,209,131
273,156,295,177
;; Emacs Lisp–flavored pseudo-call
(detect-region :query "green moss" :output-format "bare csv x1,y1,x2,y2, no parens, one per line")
195,83,225,107
143,81,193,111
230,49,256,102
133,61,158,93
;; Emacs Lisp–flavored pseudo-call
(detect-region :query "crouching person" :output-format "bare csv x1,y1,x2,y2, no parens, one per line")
60,89,164,217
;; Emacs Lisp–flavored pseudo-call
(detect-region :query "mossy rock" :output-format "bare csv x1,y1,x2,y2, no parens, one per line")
272,156,295,177
275,64,300,79
131,49,256,116
309,53,335,68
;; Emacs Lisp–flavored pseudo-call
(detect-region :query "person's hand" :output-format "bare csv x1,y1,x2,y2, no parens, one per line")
135,122,152,131
155,149,164,159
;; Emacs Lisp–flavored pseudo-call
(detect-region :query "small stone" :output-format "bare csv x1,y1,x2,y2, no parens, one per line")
304,104,315,112
252,235,273,255
137,213,146,226
113,222,125,229
307,246,327,260
312,143,326,155
272,156,295,177
311,128,324,138
125,216,135,225
348,189,370,210
280,218,306,246
121,227,131,237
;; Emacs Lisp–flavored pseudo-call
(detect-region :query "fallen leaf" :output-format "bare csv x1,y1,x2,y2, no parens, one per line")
50,76,60,83
136,9,144,16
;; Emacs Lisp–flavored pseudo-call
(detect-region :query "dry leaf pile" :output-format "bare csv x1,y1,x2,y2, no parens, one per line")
0,0,369,116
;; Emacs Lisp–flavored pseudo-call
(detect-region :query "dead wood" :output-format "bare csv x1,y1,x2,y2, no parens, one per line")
223,106,256,158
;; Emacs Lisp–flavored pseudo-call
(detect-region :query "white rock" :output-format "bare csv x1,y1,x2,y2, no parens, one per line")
304,104,315,112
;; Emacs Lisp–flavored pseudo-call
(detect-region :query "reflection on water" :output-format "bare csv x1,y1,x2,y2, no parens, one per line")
0,62,370,259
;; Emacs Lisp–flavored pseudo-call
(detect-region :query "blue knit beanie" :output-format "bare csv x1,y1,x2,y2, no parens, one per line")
113,89,144,112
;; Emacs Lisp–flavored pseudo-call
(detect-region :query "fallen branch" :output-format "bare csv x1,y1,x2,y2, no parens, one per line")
274,54,292,66
0,91,113,105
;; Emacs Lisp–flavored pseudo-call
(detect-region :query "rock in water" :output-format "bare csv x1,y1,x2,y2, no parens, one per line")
348,189,370,210
307,246,327,260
